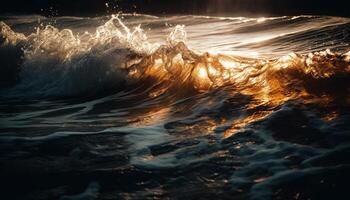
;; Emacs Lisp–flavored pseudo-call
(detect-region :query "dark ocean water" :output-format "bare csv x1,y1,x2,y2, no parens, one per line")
0,14,350,199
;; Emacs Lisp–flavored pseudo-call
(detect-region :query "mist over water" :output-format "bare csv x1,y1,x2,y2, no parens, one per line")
0,14,350,199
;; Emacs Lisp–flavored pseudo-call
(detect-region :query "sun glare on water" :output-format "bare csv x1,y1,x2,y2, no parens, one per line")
198,67,208,78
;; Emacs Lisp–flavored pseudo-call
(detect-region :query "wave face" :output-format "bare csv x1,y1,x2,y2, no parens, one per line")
1,14,350,199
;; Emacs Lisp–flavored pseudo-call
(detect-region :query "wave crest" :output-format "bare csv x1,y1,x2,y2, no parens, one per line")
0,15,349,101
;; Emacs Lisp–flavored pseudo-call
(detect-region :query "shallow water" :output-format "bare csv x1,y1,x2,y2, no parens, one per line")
0,14,350,199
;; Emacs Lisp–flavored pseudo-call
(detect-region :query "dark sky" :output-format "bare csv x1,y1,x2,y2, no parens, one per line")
0,0,349,17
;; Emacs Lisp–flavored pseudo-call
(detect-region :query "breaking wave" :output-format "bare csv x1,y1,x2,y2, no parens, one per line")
0,14,349,102
1,14,350,200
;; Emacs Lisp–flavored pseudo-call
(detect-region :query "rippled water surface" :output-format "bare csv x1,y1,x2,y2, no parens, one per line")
0,14,350,199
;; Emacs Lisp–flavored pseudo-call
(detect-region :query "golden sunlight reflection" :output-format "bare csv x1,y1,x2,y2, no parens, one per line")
223,111,273,138
128,107,171,127
257,17,267,23
192,64,213,90
168,118,225,137
322,111,339,122
125,40,350,112
198,67,208,78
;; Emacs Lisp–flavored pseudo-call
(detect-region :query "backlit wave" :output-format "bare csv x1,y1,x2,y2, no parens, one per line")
0,15,349,103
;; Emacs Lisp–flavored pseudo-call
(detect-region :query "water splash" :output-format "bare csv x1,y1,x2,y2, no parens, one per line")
0,15,349,100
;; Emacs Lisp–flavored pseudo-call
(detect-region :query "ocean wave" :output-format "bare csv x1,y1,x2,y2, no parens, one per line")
0,15,349,100
1,14,350,200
